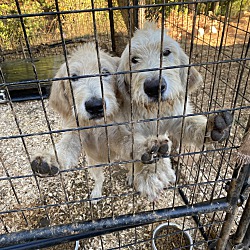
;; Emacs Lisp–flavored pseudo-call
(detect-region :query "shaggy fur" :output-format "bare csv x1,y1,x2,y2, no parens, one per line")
31,42,172,202
117,22,232,200
31,43,124,202
31,23,232,202
118,22,207,146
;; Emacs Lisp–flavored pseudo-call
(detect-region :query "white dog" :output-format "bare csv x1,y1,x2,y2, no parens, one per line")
31,42,173,202
31,43,174,202
31,43,123,201
117,22,233,200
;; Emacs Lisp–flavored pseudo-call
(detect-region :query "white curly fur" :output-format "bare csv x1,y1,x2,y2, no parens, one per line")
117,22,208,200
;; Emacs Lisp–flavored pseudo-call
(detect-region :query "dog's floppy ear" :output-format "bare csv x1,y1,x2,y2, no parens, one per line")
49,63,73,119
117,53,130,97
178,47,203,93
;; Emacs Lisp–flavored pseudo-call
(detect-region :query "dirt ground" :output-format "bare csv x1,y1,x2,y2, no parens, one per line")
0,10,249,250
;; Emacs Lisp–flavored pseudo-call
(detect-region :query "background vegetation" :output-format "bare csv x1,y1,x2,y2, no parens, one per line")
0,0,249,52
0,0,125,51
144,0,249,21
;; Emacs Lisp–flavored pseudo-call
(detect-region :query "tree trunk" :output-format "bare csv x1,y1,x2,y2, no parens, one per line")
211,2,219,15
117,0,137,33
188,0,196,15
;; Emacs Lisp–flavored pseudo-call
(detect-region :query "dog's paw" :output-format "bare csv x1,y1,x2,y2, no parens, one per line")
134,165,175,202
31,154,60,178
208,112,233,143
141,135,171,164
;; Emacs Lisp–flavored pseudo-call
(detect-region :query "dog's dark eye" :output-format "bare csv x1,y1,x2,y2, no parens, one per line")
163,49,171,56
71,74,78,81
102,68,110,77
131,57,139,64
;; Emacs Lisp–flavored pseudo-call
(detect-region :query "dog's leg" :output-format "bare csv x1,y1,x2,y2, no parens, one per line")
132,134,176,201
176,112,233,149
177,115,208,149
126,163,143,187
31,131,81,177
87,157,105,204
134,158,176,201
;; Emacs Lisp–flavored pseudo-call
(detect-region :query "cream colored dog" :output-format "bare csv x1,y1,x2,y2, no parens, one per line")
31,42,173,202
117,22,233,200
31,43,124,201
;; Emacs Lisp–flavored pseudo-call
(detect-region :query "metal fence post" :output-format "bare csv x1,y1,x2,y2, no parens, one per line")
216,163,249,249
233,193,250,247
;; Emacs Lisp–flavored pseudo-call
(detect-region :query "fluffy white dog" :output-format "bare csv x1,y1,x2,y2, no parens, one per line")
31,42,172,202
117,22,233,200
31,43,123,201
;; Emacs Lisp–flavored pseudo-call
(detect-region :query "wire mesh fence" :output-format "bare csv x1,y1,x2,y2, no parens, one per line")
0,0,250,249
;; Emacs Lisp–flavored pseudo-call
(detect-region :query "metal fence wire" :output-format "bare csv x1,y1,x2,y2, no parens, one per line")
0,0,250,249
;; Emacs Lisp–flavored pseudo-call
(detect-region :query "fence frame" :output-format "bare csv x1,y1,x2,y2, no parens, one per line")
0,1,250,249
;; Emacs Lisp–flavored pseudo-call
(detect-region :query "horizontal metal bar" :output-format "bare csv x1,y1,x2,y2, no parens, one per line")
0,144,239,181
1,57,250,87
0,198,229,250
0,105,249,141
0,177,231,215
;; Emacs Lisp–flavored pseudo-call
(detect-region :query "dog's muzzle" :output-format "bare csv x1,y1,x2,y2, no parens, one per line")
144,78,167,101
85,97,104,119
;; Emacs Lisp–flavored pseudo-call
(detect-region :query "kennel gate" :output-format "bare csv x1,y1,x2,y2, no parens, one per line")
0,0,250,249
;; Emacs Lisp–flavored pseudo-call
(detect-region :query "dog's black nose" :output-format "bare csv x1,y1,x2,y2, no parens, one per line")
144,78,167,99
85,98,104,118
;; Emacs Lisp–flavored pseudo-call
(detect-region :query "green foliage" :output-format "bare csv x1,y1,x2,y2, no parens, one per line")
0,1,55,49
0,0,112,50
144,0,250,20
195,0,249,16
0,0,249,51
219,0,250,17
35,0,55,12
0,2,21,49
